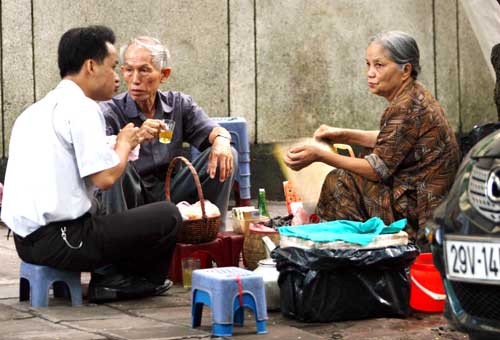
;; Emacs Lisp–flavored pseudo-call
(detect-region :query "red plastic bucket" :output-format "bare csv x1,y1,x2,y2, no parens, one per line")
409,253,446,312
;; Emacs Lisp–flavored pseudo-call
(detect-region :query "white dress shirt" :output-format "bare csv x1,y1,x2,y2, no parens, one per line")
1,80,120,237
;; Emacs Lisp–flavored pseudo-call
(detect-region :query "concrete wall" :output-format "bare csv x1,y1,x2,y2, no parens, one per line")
0,0,497,156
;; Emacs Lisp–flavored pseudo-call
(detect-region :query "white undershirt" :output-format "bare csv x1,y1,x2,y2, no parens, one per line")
1,80,119,237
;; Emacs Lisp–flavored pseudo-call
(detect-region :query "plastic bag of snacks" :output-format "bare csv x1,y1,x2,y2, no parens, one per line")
176,200,220,221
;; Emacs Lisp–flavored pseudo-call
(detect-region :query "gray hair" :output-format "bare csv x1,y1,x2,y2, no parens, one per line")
119,36,170,70
369,31,421,80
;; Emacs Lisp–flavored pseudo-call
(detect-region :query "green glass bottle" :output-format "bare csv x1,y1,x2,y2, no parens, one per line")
258,188,270,217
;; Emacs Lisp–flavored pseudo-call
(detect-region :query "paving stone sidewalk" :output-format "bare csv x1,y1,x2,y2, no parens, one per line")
0,202,468,340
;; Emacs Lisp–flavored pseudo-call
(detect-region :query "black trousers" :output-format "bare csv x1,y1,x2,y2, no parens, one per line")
14,201,182,285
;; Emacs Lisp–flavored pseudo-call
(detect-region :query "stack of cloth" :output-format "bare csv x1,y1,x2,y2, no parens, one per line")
278,217,408,250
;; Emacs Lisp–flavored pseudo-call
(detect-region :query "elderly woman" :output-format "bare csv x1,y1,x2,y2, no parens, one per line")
284,31,460,250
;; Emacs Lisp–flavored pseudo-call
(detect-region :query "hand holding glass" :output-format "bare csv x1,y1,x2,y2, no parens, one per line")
159,119,175,144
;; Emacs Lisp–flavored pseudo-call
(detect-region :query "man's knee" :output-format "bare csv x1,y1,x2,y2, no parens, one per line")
148,201,182,236
224,146,239,181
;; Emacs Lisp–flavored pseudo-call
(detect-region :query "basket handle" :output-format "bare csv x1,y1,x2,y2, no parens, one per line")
165,156,207,220
332,143,355,157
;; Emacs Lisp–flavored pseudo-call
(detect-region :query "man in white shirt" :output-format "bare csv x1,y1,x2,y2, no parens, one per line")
1,25,182,303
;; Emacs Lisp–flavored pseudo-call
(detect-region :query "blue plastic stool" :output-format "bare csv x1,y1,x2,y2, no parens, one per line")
191,266,267,336
191,117,252,206
19,261,82,307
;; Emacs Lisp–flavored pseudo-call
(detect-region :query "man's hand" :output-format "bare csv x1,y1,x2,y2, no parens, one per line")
116,123,141,150
91,123,140,190
207,128,234,182
138,119,163,142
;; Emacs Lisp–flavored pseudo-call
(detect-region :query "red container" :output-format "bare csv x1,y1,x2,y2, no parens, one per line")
409,253,446,312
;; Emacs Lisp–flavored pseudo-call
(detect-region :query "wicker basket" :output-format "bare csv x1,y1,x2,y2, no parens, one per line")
165,156,221,244
243,223,280,270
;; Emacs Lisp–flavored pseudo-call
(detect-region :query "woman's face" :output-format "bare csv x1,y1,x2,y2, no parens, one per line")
365,42,408,101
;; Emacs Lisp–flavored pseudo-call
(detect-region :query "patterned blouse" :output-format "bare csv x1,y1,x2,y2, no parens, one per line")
316,80,460,248
365,80,460,229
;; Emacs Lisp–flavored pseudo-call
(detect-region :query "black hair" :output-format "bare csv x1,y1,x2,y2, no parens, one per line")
58,25,116,78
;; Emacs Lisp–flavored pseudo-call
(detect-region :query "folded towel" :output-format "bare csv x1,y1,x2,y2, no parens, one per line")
277,217,407,246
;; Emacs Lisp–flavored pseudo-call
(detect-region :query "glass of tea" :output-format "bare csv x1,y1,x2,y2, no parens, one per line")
159,119,175,144
181,257,200,289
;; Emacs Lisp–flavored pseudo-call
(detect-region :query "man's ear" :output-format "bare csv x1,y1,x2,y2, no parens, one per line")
83,59,95,75
160,67,172,83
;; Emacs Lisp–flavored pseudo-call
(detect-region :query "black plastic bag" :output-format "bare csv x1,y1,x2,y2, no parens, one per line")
271,244,419,322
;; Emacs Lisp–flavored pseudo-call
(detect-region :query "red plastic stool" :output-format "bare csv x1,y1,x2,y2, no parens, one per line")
217,231,244,267
169,238,226,283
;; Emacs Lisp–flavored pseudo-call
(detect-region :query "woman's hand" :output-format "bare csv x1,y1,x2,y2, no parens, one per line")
313,124,345,143
284,143,324,171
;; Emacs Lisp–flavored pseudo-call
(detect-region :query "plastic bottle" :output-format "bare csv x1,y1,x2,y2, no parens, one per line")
258,188,270,217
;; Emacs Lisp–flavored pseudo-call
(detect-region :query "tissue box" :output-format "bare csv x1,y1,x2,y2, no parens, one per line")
232,206,260,220
232,217,270,234
231,207,268,234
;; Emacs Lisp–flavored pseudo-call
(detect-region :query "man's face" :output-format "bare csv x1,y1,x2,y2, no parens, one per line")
93,42,119,101
121,43,169,103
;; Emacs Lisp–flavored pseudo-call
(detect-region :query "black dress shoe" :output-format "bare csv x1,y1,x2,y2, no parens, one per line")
156,279,173,296
88,274,173,303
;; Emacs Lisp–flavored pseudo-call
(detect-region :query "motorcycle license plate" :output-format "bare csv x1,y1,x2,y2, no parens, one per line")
444,236,500,284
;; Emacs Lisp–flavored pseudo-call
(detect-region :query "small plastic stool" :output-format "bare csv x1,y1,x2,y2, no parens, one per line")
191,267,267,336
168,238,226,283
191,117,252,206
19,261,82,307
217,231,244,267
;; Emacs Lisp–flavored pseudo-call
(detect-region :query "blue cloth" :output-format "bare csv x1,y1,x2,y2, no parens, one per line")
277,217,407,246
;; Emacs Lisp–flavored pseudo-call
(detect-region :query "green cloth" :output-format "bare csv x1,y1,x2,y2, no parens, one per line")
277,217,407,246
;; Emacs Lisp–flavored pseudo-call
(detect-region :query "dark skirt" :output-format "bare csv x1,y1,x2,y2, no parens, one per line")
315,168,428,250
